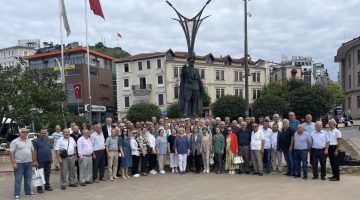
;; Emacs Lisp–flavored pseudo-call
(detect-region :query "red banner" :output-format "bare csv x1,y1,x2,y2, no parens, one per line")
74,84,81,99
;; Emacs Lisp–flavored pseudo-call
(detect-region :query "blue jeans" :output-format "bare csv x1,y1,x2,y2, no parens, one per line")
294,149,308,177
283,149,294,175
14,162,33,196
263,149,271,173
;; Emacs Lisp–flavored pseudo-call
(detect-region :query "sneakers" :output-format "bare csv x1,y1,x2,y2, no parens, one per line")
150,170,157,175
175,168,179,173
160,170,166,174
203,169,207,173
25,192,35,196
44,187,53,191
133,174,140,178
14,195,20,200
113,176,119,179
109,177,114,181
172,168,175,173
229,170,235,174
206,169,210,173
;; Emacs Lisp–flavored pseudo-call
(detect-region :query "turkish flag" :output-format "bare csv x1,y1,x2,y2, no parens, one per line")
89,0,105,19
74,84,81,99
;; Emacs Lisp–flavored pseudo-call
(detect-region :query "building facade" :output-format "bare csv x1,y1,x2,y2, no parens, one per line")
335,37,360,119
25,47,116,122
0,40,39,67
270,65,302,84
115,50,268,118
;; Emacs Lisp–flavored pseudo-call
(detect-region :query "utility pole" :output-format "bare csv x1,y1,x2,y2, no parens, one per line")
244,0,249,116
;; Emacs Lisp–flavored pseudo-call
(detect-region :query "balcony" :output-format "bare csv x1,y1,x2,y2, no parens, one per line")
132,84,152,96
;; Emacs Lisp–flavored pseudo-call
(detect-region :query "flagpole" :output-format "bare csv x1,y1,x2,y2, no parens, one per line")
85,0,93,123
59,0,67,128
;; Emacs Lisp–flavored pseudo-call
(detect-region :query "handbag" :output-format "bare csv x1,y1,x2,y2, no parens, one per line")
209,153,214,165
59,139,70,159
233,156,244,164
32,168,45,187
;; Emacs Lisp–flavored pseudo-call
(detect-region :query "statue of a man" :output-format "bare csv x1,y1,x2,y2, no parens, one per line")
179,54,205,117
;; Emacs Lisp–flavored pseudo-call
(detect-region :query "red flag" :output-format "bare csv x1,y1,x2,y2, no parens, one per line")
74,84,82,99
89,0,105,19
117,32,122,38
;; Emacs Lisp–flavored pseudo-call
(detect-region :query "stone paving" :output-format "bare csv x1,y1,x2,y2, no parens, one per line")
0,170,359,200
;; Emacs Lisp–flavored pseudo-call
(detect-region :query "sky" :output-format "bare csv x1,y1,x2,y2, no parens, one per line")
1,0,359,80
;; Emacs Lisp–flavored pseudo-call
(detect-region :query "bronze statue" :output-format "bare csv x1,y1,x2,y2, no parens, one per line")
179,54,205,117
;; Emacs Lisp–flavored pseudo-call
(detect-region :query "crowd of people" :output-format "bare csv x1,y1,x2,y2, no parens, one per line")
9,112,342,200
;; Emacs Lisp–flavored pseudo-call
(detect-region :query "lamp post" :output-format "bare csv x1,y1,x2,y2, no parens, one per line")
244,0,250,117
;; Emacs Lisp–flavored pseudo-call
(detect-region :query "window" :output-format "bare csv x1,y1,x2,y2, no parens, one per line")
215,70,224,81
358,72,360,86
147,60,151,69
139,77,146,89
200,69,205,79
252,89,261,100
358,96,360,108
275,74,278,81
239,71,243,82
100,84,109,89
348,97,351,109
349,54,351,68
157,59,161,69
252,73,256,82
256,72,261,82
174,86,179,99
234,88,243,97
173,67,179,78
138,62,143,70
357,50,360,64
124,96,130,108
234,71,243,82
124,63,129,72
216,88,225,99
90,67,98,76
124,78,129,88
158,94,164,106
157,75,163,85
349,75,352,89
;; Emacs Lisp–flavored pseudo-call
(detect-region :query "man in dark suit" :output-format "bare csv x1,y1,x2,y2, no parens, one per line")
102,117,114,141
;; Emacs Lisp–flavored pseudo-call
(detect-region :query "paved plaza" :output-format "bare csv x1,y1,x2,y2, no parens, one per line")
0,170,359,200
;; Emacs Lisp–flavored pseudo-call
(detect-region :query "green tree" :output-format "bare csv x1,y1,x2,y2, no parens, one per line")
286,78,309,92
166,103,182,119
91,42,131,59
211,95,245,120
289,85,334,119
203,91,211,107
327,82,345,106
253,95,288,118
261,82,289,100
126,102,162,122
0,62,66,138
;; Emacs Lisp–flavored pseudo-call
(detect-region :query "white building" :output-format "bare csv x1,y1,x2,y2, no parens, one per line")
115,50,268,118
0,40,39,67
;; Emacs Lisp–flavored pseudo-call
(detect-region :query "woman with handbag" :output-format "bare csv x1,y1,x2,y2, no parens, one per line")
201,127,212,173
225,128,239,174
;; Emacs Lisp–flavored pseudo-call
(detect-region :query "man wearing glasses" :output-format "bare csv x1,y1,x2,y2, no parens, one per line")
10,128,38,200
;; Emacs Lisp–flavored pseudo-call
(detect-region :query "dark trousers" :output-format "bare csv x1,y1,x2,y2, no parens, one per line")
328,145,340,179
263,149,271,173
93,150,105,180
191,153,202,173
148,154,156,171
283,149,295,175
187,155,193,171
37,161,51,190
132,155,140,175
75,160,80,181
117,157,122,175
311,148,326,178
214,153,223,172
140,154,147,173
294,149,308,177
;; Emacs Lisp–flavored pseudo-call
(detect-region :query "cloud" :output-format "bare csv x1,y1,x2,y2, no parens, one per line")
1,0,359,80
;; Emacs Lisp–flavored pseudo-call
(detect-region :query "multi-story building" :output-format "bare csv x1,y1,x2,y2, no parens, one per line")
313,63,331,87
25,47,116,122
0,39,39,67
115,49,268,118
335,36,360,119
270,65,302,84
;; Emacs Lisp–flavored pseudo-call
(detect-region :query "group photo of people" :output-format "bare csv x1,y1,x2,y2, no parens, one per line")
9,112,342,200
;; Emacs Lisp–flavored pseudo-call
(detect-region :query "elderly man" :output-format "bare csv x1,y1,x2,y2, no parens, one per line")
34,129,53,193
261,120,272,174
52,125,63,170
102,117,113,141
106,129,119,181
245,117,252,131
70,126,81,181
302,114,315,134
310,121,329,180
91,123,106,182
270,114,283,130
327,119,342,181
236,122,251,174
237,117,244,124
231,120,240,133
280,119,295,176
288,112,300,131
293,125,311,179
77,129,94,186
250,123,265,176
270,123,282,173
55,128,78,190
10,128,38,199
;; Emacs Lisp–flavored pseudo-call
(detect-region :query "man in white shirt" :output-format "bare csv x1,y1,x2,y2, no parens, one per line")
90,123,106,182
55,128,77,190
261,120,272,174
270,124,282,173
310,121,329,180
250,123,265,176
270,114,283,131
327,119,342,181
52,125,63,171
302,114,315,135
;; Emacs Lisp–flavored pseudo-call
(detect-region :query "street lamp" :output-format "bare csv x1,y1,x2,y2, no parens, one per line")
244,0,250,117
